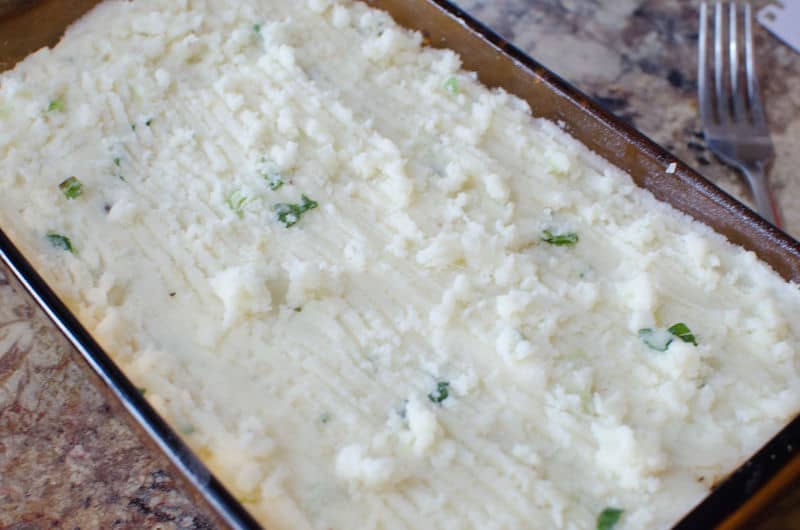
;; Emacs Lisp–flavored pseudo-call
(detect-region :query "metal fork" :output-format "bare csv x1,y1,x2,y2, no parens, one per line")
698,2,781,227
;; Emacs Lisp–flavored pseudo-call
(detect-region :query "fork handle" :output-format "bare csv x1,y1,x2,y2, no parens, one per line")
742,163,782,228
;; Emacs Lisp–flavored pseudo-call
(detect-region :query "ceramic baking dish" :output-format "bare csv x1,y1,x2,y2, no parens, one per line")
1,0,800,528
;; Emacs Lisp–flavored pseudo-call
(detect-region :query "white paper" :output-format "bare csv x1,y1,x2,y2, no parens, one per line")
758,0,800,53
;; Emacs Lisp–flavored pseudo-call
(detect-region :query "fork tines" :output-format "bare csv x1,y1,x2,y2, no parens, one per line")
698,2,766,128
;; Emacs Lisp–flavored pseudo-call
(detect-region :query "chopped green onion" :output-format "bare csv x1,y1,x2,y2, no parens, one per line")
58,176,83,199
428,381,450,404
225,190,249,219
542,229,579,246
253,23,261,33
260,160,284,190
145,118,153,127
444,76,459,95
640,323,698,351
320,411,331,424
638,328,673,352
46,232,73,253
137,387,147,396
47,98,64,112
596,507,623,530
668,322,697,346
113,157,126,182
639,322,697,351
274,194,318,227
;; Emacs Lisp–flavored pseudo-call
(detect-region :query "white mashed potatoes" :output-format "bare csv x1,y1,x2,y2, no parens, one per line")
1,1,800,529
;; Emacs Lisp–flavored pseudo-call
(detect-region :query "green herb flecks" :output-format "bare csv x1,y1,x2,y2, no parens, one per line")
639,323,698,351
259,159,284,190
46,232,74,253
444,76,459,95
145,118,153,127
638,328,673,352
541,229,579,246
596,507,623,530
253,23,261,33
320,411,331,424
274,194,318,227
47,98,64,112
225,190,250,219
113,157,126,182
668,322,697,346
59,176,83,199
428,381,450,404
137,387,147,396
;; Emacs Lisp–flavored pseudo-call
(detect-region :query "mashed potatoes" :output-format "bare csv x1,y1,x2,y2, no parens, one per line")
1,1,800,529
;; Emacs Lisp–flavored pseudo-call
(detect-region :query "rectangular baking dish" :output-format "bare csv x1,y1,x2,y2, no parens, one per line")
2,0,800,528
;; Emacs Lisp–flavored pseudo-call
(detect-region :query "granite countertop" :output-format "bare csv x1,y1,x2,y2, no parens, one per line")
2,0,800,528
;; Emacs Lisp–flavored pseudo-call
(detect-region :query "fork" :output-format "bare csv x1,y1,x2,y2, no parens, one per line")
698,2,782,227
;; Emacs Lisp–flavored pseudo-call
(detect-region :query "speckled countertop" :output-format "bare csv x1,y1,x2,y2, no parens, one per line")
2,1,800,529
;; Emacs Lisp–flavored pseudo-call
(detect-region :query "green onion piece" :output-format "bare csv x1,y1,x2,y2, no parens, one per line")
668,322,697,345
225,190,249,219
274,204,297,226
444,76,459,95
259,159,283,190
47,98,64,112
137,387,147,396
638,328,673,352
640,323,698,351
46,232,73,253
320,411,331,424
253,23,261,33
428,381,450,404
59,176,83,199
541,229,579,246
597,507,623,530
301,194,317,208
145,118,153,127
274,194,318,227
113,157,125,181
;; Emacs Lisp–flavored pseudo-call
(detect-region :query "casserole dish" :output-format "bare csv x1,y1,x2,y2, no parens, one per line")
2,0,800,528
